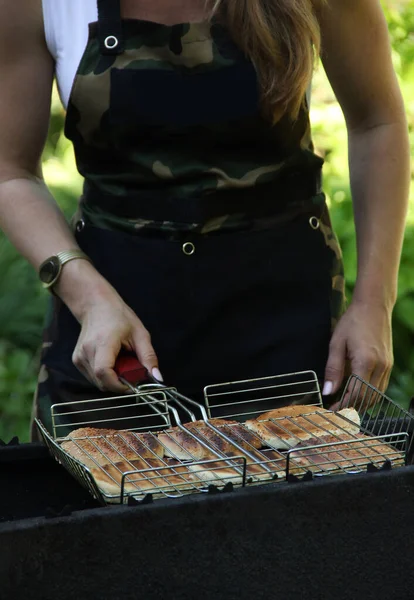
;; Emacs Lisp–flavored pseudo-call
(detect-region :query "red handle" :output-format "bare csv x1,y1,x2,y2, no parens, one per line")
114,354,149,385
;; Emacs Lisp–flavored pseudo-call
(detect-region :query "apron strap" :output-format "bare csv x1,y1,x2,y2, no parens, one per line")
97,0,124,55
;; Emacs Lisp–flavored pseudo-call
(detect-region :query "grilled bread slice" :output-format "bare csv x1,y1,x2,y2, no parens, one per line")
187,450,286,486
157,428,218,461
187,460,244,487
61,427,165,468
226,447,286,481
244,406,360,450
257,405,325,421
186,420,263,451
182,421,284,481
90,457,197,502
222,423,264,450
288,433,404,474
157,419,243,460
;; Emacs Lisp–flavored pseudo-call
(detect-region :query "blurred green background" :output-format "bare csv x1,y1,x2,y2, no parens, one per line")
0,1,413,442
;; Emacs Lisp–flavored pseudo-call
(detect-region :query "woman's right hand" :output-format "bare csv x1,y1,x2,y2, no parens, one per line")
56,259,161,393
73,295,160,394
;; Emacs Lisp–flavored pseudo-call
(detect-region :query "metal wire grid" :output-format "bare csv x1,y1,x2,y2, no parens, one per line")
36,419,106,504
37,372,414,504
37,383,289,503
205,372,412,477
37,417,249,504
242,408,408,477
285,432,408,478
50,389,174,439
170,422,286,480
204,370,323,421
42,388,269,503
336,375,414,457
51,385,281,480
118,457,249,503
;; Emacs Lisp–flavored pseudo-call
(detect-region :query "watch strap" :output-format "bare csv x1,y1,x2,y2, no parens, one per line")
39,250,92,291
55,249,91,266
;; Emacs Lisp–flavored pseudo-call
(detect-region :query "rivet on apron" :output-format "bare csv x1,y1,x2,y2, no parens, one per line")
75,219,85,233
104,36,119,50
309,216,320,230
182,242,196,256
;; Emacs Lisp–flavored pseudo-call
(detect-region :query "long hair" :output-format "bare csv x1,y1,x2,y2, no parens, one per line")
207,0,326,121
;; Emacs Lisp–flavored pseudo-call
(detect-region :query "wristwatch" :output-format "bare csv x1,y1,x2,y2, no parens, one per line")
39,250,92,290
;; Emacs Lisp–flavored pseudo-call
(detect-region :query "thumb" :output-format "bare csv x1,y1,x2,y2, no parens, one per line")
323,336,346,398
132,332,163,382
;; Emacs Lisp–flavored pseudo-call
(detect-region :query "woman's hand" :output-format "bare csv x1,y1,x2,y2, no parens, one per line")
56,259,161,393
73,295,160,393
323,301,393,410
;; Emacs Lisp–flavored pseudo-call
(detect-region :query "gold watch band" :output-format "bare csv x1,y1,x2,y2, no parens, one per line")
39,250,92,291
56,250,91,266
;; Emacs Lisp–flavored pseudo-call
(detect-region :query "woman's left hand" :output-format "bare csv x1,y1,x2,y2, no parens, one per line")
323,301,394,409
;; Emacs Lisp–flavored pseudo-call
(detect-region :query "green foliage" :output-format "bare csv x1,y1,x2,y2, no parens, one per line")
0,4,413,442
0,341,39,442
385,0,414,76
0,237,46,349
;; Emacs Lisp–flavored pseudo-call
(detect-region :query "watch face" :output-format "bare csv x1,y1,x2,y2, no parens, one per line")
40,256,60,285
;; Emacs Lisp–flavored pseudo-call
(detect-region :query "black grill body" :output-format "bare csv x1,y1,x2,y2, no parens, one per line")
1,442,414,600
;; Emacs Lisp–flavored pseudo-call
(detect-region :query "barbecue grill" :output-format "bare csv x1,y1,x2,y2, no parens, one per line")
2,371,414,600
1,440,414,600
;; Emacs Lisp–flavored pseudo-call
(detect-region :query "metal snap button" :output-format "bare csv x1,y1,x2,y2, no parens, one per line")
182,242,195,256
309,216,320,230
75,219,85,233
104,35,119,49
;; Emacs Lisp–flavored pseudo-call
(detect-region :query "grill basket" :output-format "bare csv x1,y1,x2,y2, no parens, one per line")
35,372,413,505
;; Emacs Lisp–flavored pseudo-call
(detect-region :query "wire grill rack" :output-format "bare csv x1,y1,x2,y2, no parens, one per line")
36,372,413,505
204,370,323,420
35,388,265,505
205,372,412,477
37,416,249,504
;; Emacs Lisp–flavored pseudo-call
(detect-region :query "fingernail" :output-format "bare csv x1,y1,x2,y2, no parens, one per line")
322,381,333,396
152,367,164,382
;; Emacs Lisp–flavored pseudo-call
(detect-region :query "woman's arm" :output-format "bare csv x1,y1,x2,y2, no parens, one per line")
0,0,160,390
317,0,410,396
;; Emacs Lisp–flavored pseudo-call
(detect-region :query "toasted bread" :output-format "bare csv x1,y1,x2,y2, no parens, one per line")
245,406,360,449
61,427,165,468
288,433,404,474
90,457,198,502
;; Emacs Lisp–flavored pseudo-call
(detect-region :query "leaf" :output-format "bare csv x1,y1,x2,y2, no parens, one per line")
394,295,414,332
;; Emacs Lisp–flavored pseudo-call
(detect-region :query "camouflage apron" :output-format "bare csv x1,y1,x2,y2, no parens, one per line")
31,0,345,439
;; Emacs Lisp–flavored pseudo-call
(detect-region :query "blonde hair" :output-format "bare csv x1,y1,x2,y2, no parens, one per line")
207,0,325,121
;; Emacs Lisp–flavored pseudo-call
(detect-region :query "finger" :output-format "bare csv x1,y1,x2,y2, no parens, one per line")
329,364,391,413
381,368,392,394
345,354,377,411
374,356,393,393
72,343,100,388
365,360,392,408
74,334,127,392
323,335,347,399
132,331,162,382
92,345,131,393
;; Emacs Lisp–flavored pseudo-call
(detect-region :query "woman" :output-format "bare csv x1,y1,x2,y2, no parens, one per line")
0,0,409,437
